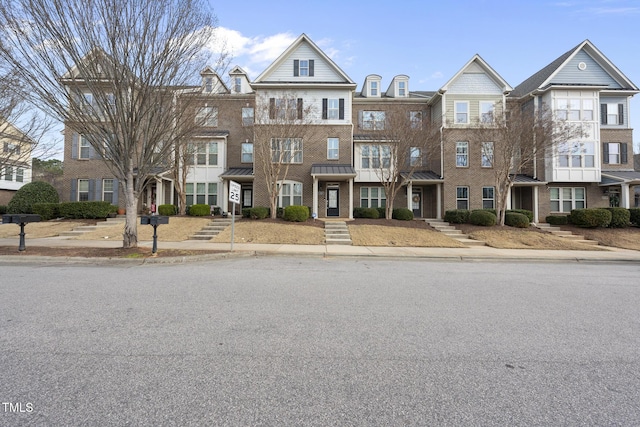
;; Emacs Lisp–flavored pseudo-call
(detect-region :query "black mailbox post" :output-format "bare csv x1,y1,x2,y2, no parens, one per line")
2,214,42,251
140,215,169,254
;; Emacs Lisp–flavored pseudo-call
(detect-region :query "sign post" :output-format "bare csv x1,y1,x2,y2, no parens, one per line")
229,180,241,251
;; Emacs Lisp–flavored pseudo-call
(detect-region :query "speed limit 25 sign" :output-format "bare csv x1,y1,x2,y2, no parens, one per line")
229,180,241,204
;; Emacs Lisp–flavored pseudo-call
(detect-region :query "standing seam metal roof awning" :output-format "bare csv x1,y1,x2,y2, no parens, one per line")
600,171,640,186
311,164,357,180
401,171,443,183
220,167,254,181
510,174,547,186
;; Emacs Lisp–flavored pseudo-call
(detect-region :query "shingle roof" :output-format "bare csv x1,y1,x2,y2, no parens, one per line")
601,171,640,184
510,43,578,98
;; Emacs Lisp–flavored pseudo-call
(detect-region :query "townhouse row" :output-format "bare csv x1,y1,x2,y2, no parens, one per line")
61,34,640,222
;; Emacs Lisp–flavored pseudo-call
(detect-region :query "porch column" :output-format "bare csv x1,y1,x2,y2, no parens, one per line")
621,183,630,208
349,178,354,220
312,177,318,218
533,186,539,223
506,188,512,211
436,183,442,219
406,182,413,211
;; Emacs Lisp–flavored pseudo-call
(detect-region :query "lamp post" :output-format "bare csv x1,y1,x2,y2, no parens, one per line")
2,214,42,251
140,215,169,254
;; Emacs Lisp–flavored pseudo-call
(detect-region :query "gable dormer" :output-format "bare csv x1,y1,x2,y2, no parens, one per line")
229,66,251,94
200,67,228,94
361,75,382,98
386,75,409,98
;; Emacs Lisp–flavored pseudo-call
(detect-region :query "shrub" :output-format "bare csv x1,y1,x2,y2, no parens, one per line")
0,205,6,215
283,205,309,222
59,201,115,219
606,207,630,228
158,204,177,216
629,208,640,226
444,209,470,224
376,207,386,218
32,203,61,221
188,204,210,216
392,208,413,221
505,212,530,228
248,206,269,219
546,215,568,225
353,207,379,219
507,209,534,223
469,209,496,226
570,208,611,228
7,181,59,214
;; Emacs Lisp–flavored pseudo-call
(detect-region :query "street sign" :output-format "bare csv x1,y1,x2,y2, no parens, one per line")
229,180,241,204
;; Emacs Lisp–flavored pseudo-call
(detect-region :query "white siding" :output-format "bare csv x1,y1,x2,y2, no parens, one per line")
266,43,345,83
257,88,353,124
448,73,503,95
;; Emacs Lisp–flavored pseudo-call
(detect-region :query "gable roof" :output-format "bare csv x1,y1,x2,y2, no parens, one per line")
439,54,512,94
253,33,355,87
511,40,639,98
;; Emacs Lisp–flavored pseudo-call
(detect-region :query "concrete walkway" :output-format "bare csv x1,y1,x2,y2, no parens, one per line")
1,236,640,264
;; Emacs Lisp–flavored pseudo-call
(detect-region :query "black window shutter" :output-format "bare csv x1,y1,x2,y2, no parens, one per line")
293,60,299,77
88,179,96,201
95,179,102,201
600,104,607,125
113,179,119,205
297,98,303,119
603,143,609,164
618,104,624,125
339,99,345,120
322,99,328,120
70,179,77,201
71,133,78,159
309,60,314,76
621,143,628,163
269,98,275,119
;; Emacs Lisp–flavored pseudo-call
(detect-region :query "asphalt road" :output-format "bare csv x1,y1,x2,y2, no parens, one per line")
1,258,639,426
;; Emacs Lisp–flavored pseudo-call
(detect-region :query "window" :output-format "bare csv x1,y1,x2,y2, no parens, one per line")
183,182,218,206
196,183,206,204
557,141,595,168
482,187,495,209
204,77,213,93
361,144,391,169
582,99,594,121
195,106,218,127
186,183,194,206
480,102,494,123
293,59,314,77
234,77,242,93
361,111,386,130
271,138,302,163
79,135,91,159
398,81,406,97
278,181,302,207
193,141,218,166
208,142,218,165
550,187,585,212
16,168,23,183
242,107,254,126
78,179,89,202
360,187,386,208
370,81,378,96
603,142,627,164
4,166,13,181
3,142,20,155
103,179,114,203
456,142,468,167
327,138,339,160
241,142,253,163
456,186,469,210
322,98,344,120
455,101,469,124
410,147,422,167
601,103,624,125
481,142,494,167
208,183,218,206
410,111,423,129
556,98,595,121
270,98,302,120
328,99,339,119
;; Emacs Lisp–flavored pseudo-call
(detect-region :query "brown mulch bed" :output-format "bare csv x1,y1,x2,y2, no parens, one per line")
0,246,225,258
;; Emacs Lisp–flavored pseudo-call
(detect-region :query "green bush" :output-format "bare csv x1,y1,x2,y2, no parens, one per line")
392,208,413,221
59,201,115,219
7,181,59,214
570,208,611,228
188,204,210,216
606,207,630,228
283,205,309,222
444,209,470,224
507,209,534,223
32,203,61,221
0,205,6,215
376,207,386,218
353,207,380,219
248,207,269,219
505,212,530,228
158,204,177,216
469,209,496,226
629,208,640,226
546,215,569,225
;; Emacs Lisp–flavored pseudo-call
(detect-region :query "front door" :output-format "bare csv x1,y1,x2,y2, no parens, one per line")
412,190,422,218
327,188,339,217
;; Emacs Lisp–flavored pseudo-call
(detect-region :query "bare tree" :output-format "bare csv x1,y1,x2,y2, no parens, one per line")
464,100,584,225
0,0,220,247
252,93,319,219
362,105,439,219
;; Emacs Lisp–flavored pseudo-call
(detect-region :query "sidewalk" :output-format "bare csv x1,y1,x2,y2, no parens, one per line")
1,236,640,264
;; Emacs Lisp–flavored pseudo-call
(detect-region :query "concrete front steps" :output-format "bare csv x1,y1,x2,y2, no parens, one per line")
188,218,233,240
536,223,600,245
424,218,486,246
58,215,126,237
324,221,352,245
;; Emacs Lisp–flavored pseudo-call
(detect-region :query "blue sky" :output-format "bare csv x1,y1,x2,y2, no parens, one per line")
207,0,640,146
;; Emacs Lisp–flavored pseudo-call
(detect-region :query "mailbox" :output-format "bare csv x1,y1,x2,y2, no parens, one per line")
140,215,169,225
2,214,42,251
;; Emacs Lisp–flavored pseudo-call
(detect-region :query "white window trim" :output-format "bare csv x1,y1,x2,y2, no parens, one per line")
479,101,495,123
360,187,386,208
78,179,89,202
278,180,303,207
455,101,469,124
482,186,495,209
550,187,586,213
481,142,494,168
456,141,469,167
456,186,469,210
102,179,114,203
327,138,339,160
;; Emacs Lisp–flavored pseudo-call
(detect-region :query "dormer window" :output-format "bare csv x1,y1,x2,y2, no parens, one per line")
234,77,242,93
204,77,213,93
294,59,314,77
398,81,406,97
370,81,378,96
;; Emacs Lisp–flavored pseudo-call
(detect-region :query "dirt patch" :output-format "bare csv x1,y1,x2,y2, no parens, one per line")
349,224,465,247
0,246,225,258
0,219,95,238
213,219,325,244
560,225,640,251
74,217,212,241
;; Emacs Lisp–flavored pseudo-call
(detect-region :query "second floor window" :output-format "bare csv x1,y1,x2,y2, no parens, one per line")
557,141,595,168
327,138,339,160
361,144,391,169
193,141,218,166
3,142,20,155
196,106,218,127
481,142,494,167
79,135,91,159
601,103,624,125
410,147,422,167
360,111,386,130
603,142,628,165
480,102,495,123
410,111,423,129
241,142,253,163
242,107,254,126
455,101,469,124
456,142,468,167
271,138,302,163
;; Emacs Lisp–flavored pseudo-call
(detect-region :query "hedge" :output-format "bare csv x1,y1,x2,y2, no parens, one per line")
0,205,6,215
58,201,116,219
505,212,530,228
158,204,177,216
283,205,309,222
570,208,611,228
507,209,533,223
245,206,269,219
392,208,413,221
188,204,210,216
7,181,59,214
376,207,386,218
353,207,380,219
444,209,470,224
630,208,640,226
32,203,61,221
545,215,568,225
606,207,630,228
469,209,496,226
